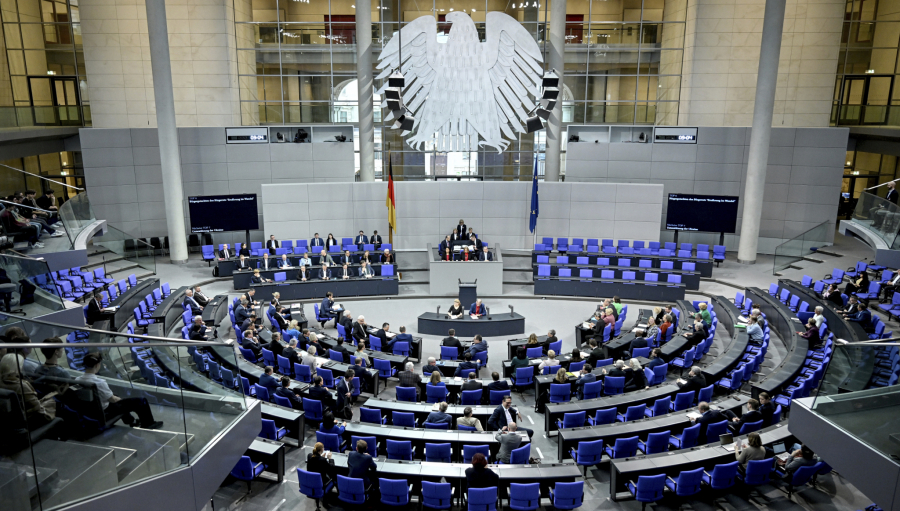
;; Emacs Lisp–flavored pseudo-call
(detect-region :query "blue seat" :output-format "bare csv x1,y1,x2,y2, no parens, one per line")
489,389,510,405
302,398,323,424
298,468,334,509
253,384,270,402
704,419,729,444
425,443,451,463
525,346,542,358
392,411,417,428
508,482,540,511
424,421,449,430
739,419,764,434
426,384,449,404
645,397,671,418
316,431,344,452
421,481,452,509
294,363,312,383
617,404,646,422
440,345,458,360
638,431,671,455
549,481,583,510
626,474,665,510
603,376,625,395
386,439,415,460
569,360,585,372
230,455,266,493
588,407,616,426
461,389,483,405
379,478,410,507
582,380,602,400
702,461,739,491
665,467,704,498
671,347,695,376
396,386,417,402
350,435,377,457
569,439,603,477
783,464,819,498
669,423,700,449
697,384,713,404
463,444,490,464
549,383,571,403
273,394,292,408
604,435,639,459
650,363,668,385
260,418,286,440
632,346,651,358
556,411,586,430
669,391,695,412
337,475,368,506
467,486,498,511
740,458,775,487
374,358,396,378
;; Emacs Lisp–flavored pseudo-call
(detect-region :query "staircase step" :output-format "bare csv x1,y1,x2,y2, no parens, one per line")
84,255,127,269
813,249,842,257
107,264,140,276
800,256,825,264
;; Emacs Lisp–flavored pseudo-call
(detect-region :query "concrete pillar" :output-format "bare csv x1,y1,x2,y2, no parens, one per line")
145,0,188,264
544,0,566,182
356,0,375,182
737,0,786,264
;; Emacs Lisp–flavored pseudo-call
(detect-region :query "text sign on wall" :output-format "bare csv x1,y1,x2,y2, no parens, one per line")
226,127,268,144
654,127,698,144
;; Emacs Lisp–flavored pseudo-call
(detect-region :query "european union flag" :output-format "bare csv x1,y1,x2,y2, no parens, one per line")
529,156,539,233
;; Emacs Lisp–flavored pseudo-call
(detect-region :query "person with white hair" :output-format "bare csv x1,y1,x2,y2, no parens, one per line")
352,315,368,343
677,365,707,394
538,350,560,372
813,306,825,328
189,315,208,340
423,357,439,375
302,344,318,377
398,361,420,400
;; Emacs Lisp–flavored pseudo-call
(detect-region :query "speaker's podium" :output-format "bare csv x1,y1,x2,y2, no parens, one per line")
458,280,477,309
428,243,504,296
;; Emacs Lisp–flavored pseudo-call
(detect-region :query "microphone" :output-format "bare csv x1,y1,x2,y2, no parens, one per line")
436,306,441,315
508,305,514,314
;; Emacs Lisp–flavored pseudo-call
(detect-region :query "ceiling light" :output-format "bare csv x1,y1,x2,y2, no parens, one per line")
47,70,55,75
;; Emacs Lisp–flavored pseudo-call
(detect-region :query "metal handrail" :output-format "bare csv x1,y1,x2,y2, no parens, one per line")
4,314,224,347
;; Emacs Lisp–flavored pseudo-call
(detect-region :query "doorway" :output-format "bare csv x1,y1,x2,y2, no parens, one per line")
837,75,893,125
28,76,81,126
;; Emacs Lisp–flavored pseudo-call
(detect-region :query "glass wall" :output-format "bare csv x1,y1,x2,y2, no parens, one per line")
0,0,88,127
833,0,900,126
235,0,685,178
0,150,83,203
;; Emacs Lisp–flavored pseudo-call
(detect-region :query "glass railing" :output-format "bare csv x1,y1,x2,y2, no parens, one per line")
92,224,156,277
0,316,247,511
57,191,96,248
0,254,66,326
772,220,832,274
810,342,900,462
0,105,89,128
851,191,900,249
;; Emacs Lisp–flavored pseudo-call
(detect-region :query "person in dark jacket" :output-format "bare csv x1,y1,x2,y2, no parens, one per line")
487,372,510,392
306,442,335,485
347,439,378,487
308,376,336,412
442,330,462,351
259,366,280,395
758,392,777,426
600,359,626,379
677,366,707,394
693,401,727,444
727,398,764,433
824,284,844,307
266,332,284,357
645,348,666,369
845,303,875,332
465,453,499,490
798,318,823,349
274,376,302,409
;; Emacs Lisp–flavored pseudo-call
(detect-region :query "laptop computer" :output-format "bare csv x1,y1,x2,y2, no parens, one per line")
772,442,791,461
719,433,734,446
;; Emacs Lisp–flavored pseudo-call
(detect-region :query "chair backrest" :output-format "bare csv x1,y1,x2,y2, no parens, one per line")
463,444,490,464
739,420,764,435
386,439,413,460
422,481,452,509
672,391,694,411
650,397,670,416
461,389,483,405
592,407,616,425
644,431,671,454
673,467,704,496
679,423,701,448
604,376,625,395
697,384,713,404
633,474,666,503
709,461,739,488
425,443,451,462
526,346,542,358
426,384,448,403
510,444,530,464
743,458,775,485
396,386,417,402
360,407,383,425
549,383,570,400
624,404,646,421
561,411,586,429
302,398,323,420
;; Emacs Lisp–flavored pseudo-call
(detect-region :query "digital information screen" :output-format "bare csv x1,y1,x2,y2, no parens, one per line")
188,194,259,233
666,194,739,233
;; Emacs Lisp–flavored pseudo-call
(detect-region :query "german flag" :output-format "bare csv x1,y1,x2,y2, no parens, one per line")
386,153,397,234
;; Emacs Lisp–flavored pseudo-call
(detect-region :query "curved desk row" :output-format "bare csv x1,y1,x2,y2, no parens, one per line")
531,251,714,277
417,312,526,337
744,287,808,399
219,252,392,277
778,279,874,394
341,422,530,462
234,264,396,290
544,383,679,433
363,325,423,361
250,277,399,301
609,422,794,501
534,264,701,290
502,352,579,378
575,308,654,350
149,285,188,331
110,277,159,330
534,277,686,302
557,394,750,461
507,335,551,360
312,329,410,372
361,398,498,430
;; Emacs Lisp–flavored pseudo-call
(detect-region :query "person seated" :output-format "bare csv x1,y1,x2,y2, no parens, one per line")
746,315,764,344
458,406,483,431
309,233,324,249
267,332,285,357
448,299,464,318
538,350,560,372
1,353,61,433
338,263,354,280
236,254,251,271
624,358,648,391
470,235,484,258
495,422,525,463
371,230,382,249
677,366,706,393
182,289,203,315
339,310,354,336
600,359,626,378
479,247,494,261
438,235,451,254
776,444,819,478
645,348,666,369
352,316,369,344
359,250,372,264
32,338,70,394
242,330,263,358
510,347,530,370
348,439,377,487
393,326,413,349
318,264,331,280
250,269,269,284
258,253,274,270
375,322,395,351
426,401,453,425
838,295,859,315
423,357,439,375
798,317,822,349
266,234,279,255
189,316,209,341
354,230,368,248
218,243,233,260
441,247,454,261
466,453,499,489
469,299,486,317
277,254,292,268
691,401,727,444
259,366,280,394
306,442,335,487
308,375,335,411
299,252,312,268
319,249,335,267
341,250,354,266
844,271,869,296
275,376,302,409
358,260,374,278
325,233,338,249
734,432,766,469
487,371,510,391
75,353,163,429
465,335,487,358
823,284,843,307
238,243,251,257
271,306,288,331
575,364,596,399
455,352,479,377
460,246,474,262
845,302,874,332
380,249,393,264
727,398,763,434
319,411,346,436
682,317,708,345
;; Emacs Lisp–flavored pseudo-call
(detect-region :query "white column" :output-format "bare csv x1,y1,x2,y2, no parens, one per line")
544,0,567,182
357,0,375,182
737,0,786,264
145,0,188,264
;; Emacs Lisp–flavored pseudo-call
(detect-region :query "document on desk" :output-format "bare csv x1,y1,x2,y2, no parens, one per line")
470,315,480,319
686,411,702,420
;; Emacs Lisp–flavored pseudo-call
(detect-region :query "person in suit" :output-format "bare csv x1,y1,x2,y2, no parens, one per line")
456,219,467,237
275,377,302,409
887,181,899,204
354,230,368,248
308,375,335,411
336,369,353,410
370,230,382,250
470,235,484,258
575,364,596,400
426,401,453,425
380,249,393,264
439,235,451,254
281,338,302,365
487,372,510,392
259,366,280,395
325,233,338,249
319,292,340,320
397,361,421,398
234,298,250,326
85,290,103,325
277,254,292,268
339,310,354,336
272,306,288,332
359,250,372,264
798,317,823,349
236,255,251,271
340,250,354,266
625,358,648,391
188,316,208,341
585,339,604,368
469,299,486,317
677,366,707,394
218,244,232,260
309,233,324,249
333,337,353,362
183,289,203,315
442,329,462,351
460,246,473,261
465,335,487,358
776,444,819,479
306,443,335,487
250,269,270,284
338,263,353,280
375,322,394,351
238,243,251,257
600,359,626,378
393,326,413,350
488,395,533,437
319,249,335,267
838,295,859,315
422,357,439,375
266,235,279,255
645,348,666,370
347,439,378,487
682,317,708,346
352,315,369,344
358,261,374,278
758,392,777,426
727,398,763,433
440,246,454,261
479,247,494,261
266,332,284,358
348,359,368,391
846,302,874,332
466,453,499,489
495,422,524,463
318,264,331,281
193,286,210,307
298,265,309,281
454,352,479,377
241,310,260,333
693,401,727,444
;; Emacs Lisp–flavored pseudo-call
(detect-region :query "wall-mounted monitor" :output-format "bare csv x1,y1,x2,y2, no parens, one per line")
188,194,259,233
666,193,739,233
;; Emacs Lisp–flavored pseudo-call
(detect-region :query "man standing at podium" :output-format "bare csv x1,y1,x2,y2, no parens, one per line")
469,299,486,317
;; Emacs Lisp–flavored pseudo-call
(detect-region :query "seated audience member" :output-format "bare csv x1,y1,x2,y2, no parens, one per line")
441,247,454,261
298,264,309,281
333,336,353,362
844,271,869,296
354,230,368,247
575,364,596,400
488,371,510,391
586,339,604,367
310,233,324,249
371,230,382,249
339,310,354,336
258,253,274,270
469,299,487,317
455,352,479,377
267,332,285,358
458,406,483,431
495,422,525,463
348,439,377,487
236,254,251,271
284,320,301,341
359,250,372,264
338,263,353,280
461,372,482,392
758,392,777,426
645,348,665,369
824,285,843,308
735,432,766,469
1,353,61,431
250,269,270,284
813,306,826,328
243,330,263,358
838,295,859,315
600,359,626,378
318,264,331,280
320,292,340,320
882,270,900,301
272,306,288,331
380,249,393,264
426,402,453,425
439,235,451,254
306,443,335,485
510,347,530,370
189,316,209,341
193,286,210,307
466,453,499,489
659,314,673,338
358,261,374,278
465,335,487,358
398,362,421,399
308,375,335,411
727,398,763,433
777,444,819,478
375,322,394,351
259,366,280,394
75,353,163,429
238,243,251,257
479,246,494,261
677,366,706,393
625,358,648,391
33,338,70,393
538,350,560,372
460,246,473,261
319,410,346,437
36,189,59,214
299,252,312,268
682,317,709,345
275,377,302,408
341,250,354,266
448,299,464,318
697,302,712,326
798,317,823,349
218,243,233,260
393,326,413,349
182,289,203,315
692,401,727,444
442,329,462,350
277,253,292,268
302,345,319,378
846,302,875,332
352,316,369,344
746,315,764,344
422,357,439,375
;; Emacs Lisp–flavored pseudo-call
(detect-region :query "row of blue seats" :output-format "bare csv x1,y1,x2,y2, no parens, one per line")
870,345,900,388
37,267,118,302
537,255,699,271
131,282,175,328
536,266,686,284
202,240,396,261
534,239,726,261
